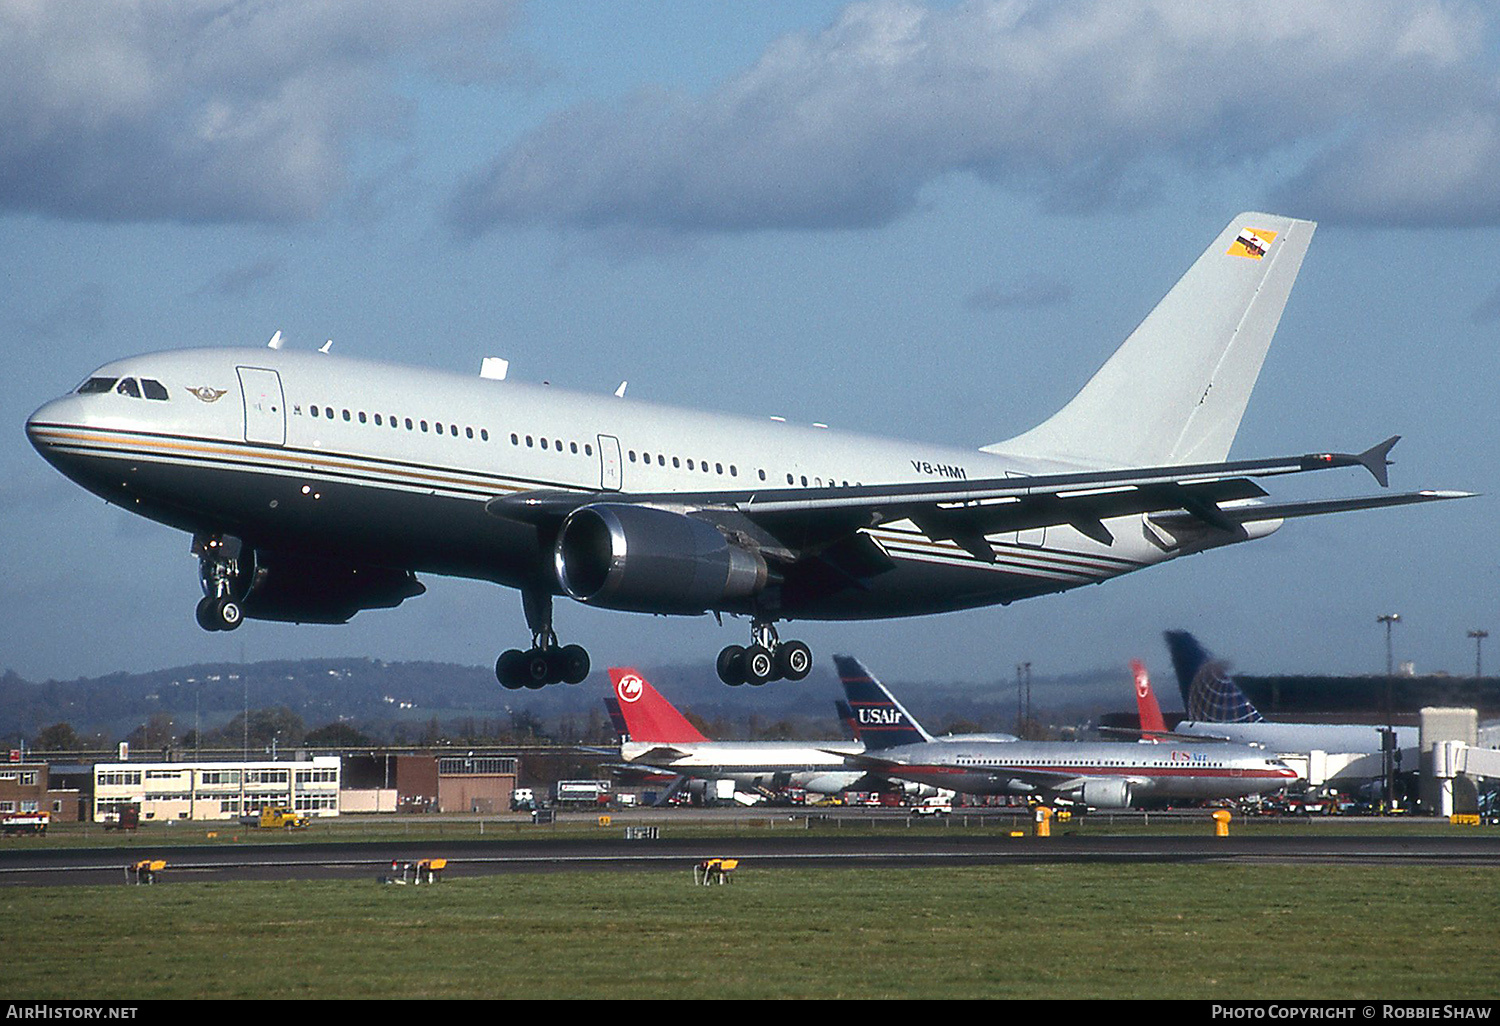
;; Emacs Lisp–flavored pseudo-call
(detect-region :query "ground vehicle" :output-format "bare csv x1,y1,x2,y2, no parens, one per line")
1,811,49,836
241,806,309,829
510,787,537,812
912,794,954,816
552,780,611,807
103,805,140,831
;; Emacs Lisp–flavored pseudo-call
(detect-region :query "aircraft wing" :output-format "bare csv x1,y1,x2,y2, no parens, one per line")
487,436,1470,567
620,745,694,765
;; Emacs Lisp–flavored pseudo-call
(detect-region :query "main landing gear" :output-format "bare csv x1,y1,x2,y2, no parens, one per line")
716,620,812,686
194,533,247,632
495,589,590,690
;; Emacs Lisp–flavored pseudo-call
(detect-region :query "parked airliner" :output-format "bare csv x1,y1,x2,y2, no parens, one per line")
833,656,1300,807
26,213,1468,688
606,667,863,796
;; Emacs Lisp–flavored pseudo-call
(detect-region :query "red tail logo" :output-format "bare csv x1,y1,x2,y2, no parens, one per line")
1132,659,1168,737
607,667,709,743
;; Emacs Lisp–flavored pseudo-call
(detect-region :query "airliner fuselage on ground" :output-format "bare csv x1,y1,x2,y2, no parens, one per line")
26,214,1467,687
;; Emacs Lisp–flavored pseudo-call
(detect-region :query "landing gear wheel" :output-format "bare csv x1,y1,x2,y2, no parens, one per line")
214,598,243,631
717,645,746,686
495,649,527,689
558,644,590,684
777,640,812,681
743,644,776,686
523,650,553,688
195,596,220,632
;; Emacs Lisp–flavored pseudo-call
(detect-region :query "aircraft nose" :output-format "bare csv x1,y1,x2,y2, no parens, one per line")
26,396,79,468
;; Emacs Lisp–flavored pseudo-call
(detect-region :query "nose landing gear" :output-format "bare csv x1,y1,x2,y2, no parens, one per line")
194,533,249,632
717,621,812,686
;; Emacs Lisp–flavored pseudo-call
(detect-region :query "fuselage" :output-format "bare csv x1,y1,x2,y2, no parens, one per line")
619,739,864,794
867,739,1300,801
1173,720,1419,785
26,346,1275,621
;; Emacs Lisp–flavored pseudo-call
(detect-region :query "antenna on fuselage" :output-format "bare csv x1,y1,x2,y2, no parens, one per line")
614,381,627,398
266,330,284,350
480,357,509,381
319,339,333,354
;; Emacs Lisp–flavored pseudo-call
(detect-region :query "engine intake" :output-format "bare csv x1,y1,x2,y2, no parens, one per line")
554,504,769,614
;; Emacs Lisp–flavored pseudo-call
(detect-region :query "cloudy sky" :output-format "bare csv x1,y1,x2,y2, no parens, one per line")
3,0,1497,690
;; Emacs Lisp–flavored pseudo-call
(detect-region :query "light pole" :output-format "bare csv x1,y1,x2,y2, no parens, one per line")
1376,613,1401,810
1377,613,1401,677
1469,629,1489,679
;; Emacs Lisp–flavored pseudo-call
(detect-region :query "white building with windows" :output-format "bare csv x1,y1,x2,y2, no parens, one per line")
92,757,341,823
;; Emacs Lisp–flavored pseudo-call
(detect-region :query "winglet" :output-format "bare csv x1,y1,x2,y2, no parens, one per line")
1356,435,1398,488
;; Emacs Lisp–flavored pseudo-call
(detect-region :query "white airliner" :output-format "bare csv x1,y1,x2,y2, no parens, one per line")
26,213,1468,688
607,667,863,797
833,656,1301,807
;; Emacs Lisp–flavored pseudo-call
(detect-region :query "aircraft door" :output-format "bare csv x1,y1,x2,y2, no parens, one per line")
597,434,622,491
237,367,286,446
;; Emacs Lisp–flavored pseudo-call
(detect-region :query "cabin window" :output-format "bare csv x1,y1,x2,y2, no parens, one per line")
715,463,723,475
325,407,334,419
729,465,737,477
686,459,694,470
466,427,474,439
76,377,117,395
571,442,579,454
585,444,593,456
310,406,320,418
420,420,428,432
481,429,489,441
541,437,549,450
116,378,141,398
374,414,382,426
342,410,350,421
358,412,367,424
525,435,533,447
626,450,635,462
405,418,413,430
141,379,169,400
672,457,680,468
758,470,766,481
786,474,794,485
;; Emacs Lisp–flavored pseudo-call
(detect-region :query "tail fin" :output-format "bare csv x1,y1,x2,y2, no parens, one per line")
984,213,1315,467
834,699,859,741
1162,631,1264,724
1131,659,1168,739
606,667,710,743
833,654,934,750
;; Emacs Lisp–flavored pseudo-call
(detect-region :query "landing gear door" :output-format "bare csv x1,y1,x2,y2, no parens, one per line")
237,367,286,446
598,434,622,492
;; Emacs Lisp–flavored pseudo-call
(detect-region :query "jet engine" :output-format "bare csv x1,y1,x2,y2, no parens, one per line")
1080,779,1133,809
553,504,770,614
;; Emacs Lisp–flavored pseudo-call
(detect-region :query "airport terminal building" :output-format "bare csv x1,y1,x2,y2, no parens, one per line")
92,757,341,823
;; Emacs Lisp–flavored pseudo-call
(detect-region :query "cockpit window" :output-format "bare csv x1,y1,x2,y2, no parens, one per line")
141,379,169,401
76,377,117,395
116,378,141,398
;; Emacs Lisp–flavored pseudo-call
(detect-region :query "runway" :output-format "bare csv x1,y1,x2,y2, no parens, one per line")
3,829,1498,886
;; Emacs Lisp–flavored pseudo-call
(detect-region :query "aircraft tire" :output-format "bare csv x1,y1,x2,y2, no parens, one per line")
523,649,553,688
777,641,812,681
195,596,221,632
717,645,746,686
495,649,527,689
559,644,590,684
214,598,243,631
743,644,776,686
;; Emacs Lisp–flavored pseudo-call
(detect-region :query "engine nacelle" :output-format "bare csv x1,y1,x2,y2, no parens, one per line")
1080,779,1133,809
553,504,770,614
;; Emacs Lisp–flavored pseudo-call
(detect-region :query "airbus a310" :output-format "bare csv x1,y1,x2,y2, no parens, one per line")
26,213,1468,688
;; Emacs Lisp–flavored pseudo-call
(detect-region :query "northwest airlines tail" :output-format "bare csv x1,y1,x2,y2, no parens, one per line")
1131,659,1168,739
607,667,709,743
985,213,1315,468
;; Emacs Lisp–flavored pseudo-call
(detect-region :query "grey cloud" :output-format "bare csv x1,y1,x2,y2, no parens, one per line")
965,275,1071,311
451,0,1500,236
0,1,520,225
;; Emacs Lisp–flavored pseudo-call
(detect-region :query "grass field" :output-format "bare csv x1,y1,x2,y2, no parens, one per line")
3,863,1497,1000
